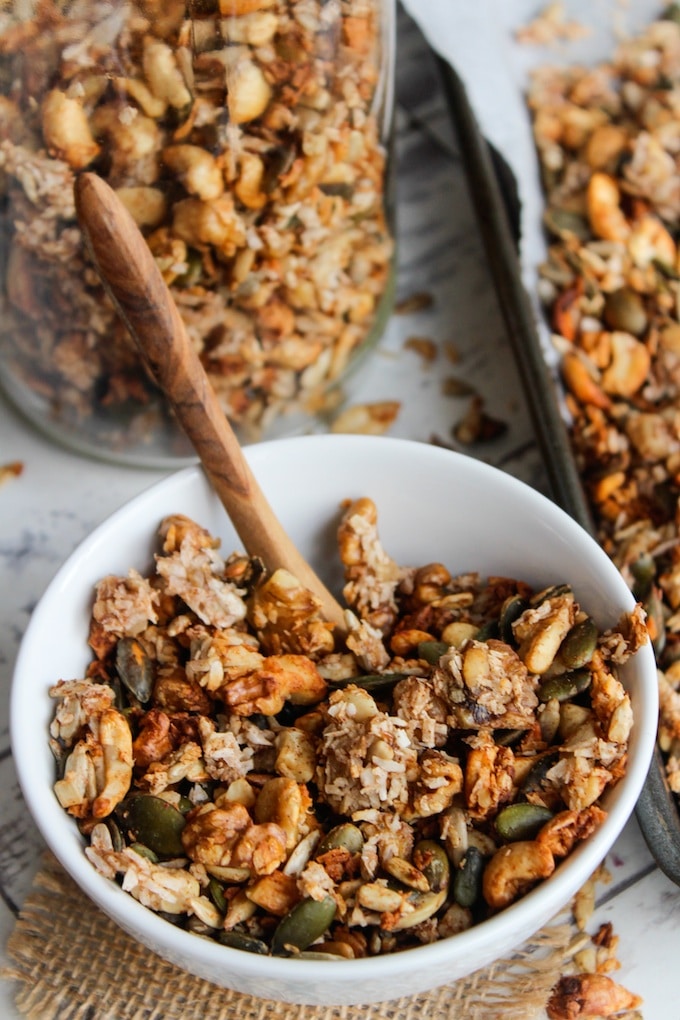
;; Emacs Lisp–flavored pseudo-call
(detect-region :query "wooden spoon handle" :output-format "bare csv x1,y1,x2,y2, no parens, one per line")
74,172,346,633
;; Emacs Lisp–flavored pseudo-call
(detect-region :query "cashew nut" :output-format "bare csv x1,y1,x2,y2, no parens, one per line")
41,90,100,169
482,840,555,909
227,59,272,125
162,144,224,201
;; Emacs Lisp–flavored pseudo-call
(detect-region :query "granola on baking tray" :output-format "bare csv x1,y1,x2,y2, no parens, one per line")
0,0,394,449
527,6,680,798
48,500,646,957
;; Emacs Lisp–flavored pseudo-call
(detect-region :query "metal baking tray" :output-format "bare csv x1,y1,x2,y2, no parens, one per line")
436,57,680,887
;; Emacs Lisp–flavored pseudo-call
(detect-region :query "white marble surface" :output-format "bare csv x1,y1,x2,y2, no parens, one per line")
1,7,679,1018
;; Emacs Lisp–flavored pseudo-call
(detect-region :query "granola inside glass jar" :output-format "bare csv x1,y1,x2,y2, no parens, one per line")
0,0,396,465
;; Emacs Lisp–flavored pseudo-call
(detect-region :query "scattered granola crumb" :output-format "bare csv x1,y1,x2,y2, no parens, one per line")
330,400,401,435
442,340,461,364
442,376,476,398
403,336,437,363
546,973,643,1019
0,460,24,487
453,396,507,443
548,865,641,1019
394,292,434,315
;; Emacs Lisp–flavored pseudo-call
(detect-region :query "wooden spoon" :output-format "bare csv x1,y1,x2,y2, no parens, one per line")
74,172,346,634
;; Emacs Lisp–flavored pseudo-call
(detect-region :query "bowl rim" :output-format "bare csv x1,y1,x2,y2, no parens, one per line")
10,435,660,998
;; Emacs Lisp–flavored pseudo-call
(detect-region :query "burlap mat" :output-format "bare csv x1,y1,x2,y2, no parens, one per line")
1,853,579,1020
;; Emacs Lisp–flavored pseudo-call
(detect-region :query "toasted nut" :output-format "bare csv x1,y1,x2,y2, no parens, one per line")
162,145,224,201
114,76,167,119
561,352,611,410
143,38,191,109
254,777,305,850
234,151,267,209
482,840,555,909
246,871,300,915
222,11,279,46
330,401,401,435
546,974,642,1020
600,331,651,397
41,90,100,169
586,172,630,242
584,123,629,170
227,59,272,125
274,728,317,783
172,195,247,256
115,187,168,229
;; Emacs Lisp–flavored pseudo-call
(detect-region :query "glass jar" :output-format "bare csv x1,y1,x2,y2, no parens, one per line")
0,0,396,465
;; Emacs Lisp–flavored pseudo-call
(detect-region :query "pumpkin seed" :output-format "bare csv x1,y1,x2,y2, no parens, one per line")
295,951,346,960
631,554,656,601
453,846,485,908
417,640,449,665
105,816,125,852
217,931,269,955
495,802,554,842
188,916,214,936
543,207,591,241
175,248,204,290
129,841,159,863
319,182,354,200
271,896,337,955
316,823,364,856
530,584,572,606
115,636,154,704
476,619,500,642
209,877,227,915
413,840,450,893
538,669,591,703
559,618,598,669
520,751,560,796
603,287,648,336
495,728,526,747
499,595,528,644
390,887,448,930
118,794,186,859
329,672,410,692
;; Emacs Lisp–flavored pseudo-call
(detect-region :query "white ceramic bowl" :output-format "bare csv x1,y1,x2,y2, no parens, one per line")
11,435,658,1006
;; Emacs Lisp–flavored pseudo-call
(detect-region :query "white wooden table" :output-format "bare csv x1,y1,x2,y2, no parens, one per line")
1,9,679,1017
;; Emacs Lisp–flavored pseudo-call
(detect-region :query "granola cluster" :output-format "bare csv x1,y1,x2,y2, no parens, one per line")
0,0,394,449
48,499,645,958
527,7,680,795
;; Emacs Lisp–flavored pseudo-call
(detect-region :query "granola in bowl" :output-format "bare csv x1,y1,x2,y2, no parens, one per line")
10,435,657,1002
48,497,647,959
0,0,395,462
